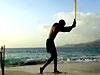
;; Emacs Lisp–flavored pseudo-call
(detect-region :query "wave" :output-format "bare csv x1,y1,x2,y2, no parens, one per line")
67,57,100,63
5,58,47,66
5,57,100,66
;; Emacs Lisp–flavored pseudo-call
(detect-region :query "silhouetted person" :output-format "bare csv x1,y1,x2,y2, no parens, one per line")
40,19,76,74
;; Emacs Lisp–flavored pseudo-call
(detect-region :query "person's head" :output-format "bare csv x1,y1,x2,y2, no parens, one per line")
59,19,66,27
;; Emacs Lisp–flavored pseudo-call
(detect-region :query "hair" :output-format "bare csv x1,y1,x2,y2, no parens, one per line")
59,19,66,25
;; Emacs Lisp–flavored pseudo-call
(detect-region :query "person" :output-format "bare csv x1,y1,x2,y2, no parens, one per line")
40,19,76,74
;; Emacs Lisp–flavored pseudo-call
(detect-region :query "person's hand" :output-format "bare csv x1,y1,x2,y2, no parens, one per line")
72,19,76,28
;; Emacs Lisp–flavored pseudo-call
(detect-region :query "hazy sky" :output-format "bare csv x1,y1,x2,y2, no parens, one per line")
0,0,100,48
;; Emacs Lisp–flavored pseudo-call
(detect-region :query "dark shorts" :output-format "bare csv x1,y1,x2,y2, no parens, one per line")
46,39,57,54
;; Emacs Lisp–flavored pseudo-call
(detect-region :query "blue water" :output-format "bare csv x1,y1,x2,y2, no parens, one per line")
5,48,100,66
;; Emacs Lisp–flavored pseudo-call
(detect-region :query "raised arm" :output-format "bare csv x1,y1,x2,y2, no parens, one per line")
60,19,76,32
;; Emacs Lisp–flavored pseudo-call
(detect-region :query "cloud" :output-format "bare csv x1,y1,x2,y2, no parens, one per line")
76,12,100,39
41,12,100,46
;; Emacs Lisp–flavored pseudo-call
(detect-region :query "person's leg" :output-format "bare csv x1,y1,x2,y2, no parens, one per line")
53,49,61,73
42,56,53,69
53,52,57,71
40,53,54,74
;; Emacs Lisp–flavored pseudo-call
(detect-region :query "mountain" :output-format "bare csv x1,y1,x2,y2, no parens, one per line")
62,40,100,48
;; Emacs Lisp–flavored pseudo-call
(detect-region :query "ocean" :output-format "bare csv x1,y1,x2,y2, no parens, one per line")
5,47,100,66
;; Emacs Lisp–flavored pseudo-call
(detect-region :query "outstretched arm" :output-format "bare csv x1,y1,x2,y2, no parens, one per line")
60,19,76,32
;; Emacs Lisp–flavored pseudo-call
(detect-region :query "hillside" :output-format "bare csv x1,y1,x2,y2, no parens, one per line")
62,40,100,48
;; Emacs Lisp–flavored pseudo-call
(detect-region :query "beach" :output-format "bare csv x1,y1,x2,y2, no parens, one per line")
1,62,100,75
3,48,100,75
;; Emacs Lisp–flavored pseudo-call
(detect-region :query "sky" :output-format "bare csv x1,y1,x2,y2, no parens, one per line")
0,0,100,48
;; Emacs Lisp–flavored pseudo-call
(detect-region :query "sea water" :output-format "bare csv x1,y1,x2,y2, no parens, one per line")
5,47,100,66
